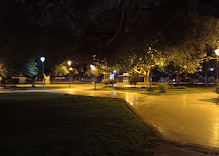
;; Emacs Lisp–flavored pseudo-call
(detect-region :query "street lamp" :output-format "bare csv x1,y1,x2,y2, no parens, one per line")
67,61,72,66
40,57,45,87
67,61,72,87
215,49,219,87
90,65,96,90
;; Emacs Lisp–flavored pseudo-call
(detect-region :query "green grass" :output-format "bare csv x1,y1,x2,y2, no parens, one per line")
163,87,215,95
97,86,215,95
0,93,158,156
200,98,218,104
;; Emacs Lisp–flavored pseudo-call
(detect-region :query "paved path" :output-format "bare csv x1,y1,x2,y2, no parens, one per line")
2,89,219,150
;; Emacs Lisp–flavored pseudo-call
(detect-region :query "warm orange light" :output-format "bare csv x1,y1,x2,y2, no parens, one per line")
69,67,73,71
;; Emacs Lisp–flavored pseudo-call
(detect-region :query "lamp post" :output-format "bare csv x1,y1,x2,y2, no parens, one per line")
67,61,72,66
90,65,96,90
215,49,219,87
40,57,45,87
67,61,72,87
69,67,73,87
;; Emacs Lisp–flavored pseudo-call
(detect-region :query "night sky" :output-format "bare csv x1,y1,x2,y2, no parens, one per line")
0,0,219,66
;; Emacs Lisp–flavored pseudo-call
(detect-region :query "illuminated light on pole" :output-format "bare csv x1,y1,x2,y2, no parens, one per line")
67,61,72,66
90,65,95,71
40,57,45,63
215,49,219,56
90,65,96,90
68,61,72,87
40,57,45,87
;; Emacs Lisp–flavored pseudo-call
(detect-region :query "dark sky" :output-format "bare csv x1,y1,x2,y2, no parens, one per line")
1,0,219,66
199,0,219,16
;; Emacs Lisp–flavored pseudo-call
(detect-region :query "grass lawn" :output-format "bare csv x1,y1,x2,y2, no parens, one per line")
97,86,215,95
200,98,218,104
160,87,215,95
0,93,158,156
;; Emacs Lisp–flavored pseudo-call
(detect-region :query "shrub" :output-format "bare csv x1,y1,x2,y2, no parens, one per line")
101,79,108,85
158,83,168,93
12,78,19,84
109,79,116,85
129,76,138,86
1,76,13,84
216,86,219,94
101,79,116,86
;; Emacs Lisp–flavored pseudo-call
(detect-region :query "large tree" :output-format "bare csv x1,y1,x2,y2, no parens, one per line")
130,47,168,88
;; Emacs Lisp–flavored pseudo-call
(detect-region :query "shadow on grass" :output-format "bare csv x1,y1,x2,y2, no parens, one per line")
0,92,159,155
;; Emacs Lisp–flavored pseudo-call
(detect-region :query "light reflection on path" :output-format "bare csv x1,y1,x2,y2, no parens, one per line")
2,89,219,149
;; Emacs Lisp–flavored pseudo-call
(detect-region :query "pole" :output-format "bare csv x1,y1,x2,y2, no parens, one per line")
217,56,219,104
69,74,71,87
94,76,96,90
42,62,45,87
217,56,218,87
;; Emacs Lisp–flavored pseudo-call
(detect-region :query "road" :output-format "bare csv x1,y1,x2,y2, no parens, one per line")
2,88,219,150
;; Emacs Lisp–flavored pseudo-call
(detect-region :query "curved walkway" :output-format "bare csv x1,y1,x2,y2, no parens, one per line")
2,89,219,150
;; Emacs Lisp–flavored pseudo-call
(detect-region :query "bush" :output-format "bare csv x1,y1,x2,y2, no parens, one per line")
216,86,219,94
101,79,116,86
109,79,116,85
129,76,138,86
1,76,13,84
101,79,108,85
158,83,168,93
12,78,19,84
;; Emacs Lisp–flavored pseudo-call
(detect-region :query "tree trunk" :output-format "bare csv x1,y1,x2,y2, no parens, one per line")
31,77,36,88
144,71,150,88
167,73,170,85
205,73,208,87
176,68,180,85
190,74,194,85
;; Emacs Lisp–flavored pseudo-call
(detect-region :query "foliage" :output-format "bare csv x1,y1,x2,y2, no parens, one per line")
130,46,168,87
129,76,138,86
164,13,218,77
26,61,39,77
0,61,22,84
158,83,168,93
53,64,70,76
